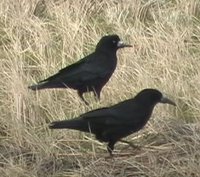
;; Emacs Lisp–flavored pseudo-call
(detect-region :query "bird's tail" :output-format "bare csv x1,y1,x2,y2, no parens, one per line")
28,82,48,91
49,119,87,131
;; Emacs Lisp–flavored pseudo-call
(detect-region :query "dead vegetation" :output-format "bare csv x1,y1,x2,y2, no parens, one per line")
0,0,200,176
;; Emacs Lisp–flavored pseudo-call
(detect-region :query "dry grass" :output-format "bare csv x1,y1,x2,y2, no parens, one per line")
0,0,200,176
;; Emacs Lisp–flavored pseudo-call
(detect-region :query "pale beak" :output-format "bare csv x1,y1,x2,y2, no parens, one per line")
160,96,176,106
117,41,132,48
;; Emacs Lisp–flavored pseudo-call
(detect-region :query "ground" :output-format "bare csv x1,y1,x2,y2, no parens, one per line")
0,0,200,176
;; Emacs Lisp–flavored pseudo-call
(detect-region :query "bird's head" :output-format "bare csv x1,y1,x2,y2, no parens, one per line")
135,88,176,107
95,35,132,52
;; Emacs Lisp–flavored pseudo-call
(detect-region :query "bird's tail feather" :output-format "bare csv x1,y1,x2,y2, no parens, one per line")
28,82,48,91
49,119,85,130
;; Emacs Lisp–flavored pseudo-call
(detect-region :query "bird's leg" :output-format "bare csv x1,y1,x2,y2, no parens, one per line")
107,141,115,156
120,140,141,149
78,91,89,105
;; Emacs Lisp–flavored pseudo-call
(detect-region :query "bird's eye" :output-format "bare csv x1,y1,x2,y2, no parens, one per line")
112,40,116,43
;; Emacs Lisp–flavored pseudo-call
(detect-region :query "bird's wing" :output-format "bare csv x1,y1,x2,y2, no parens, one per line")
80,106,136,126
39,53,111,84
82,98,149,127
39,56,88,83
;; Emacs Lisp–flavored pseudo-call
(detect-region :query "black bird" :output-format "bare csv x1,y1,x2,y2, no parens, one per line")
49,88,176,155
28,35,132,105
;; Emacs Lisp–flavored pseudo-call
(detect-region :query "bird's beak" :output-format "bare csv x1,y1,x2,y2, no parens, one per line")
117,41,132,48
160,95,176,106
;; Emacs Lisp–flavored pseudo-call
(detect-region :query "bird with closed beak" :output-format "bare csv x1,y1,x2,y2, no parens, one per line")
28,35,132,105
49,88,176,155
